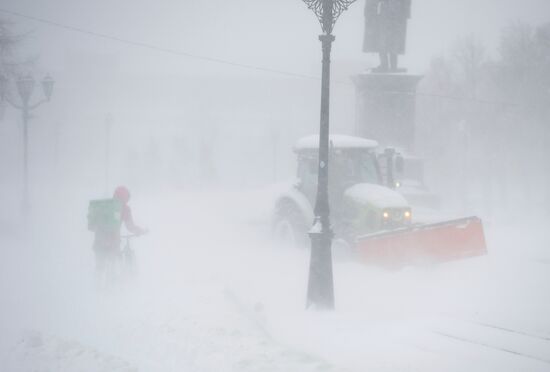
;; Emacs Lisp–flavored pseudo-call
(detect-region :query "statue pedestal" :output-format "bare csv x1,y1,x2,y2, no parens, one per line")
352,72,422,151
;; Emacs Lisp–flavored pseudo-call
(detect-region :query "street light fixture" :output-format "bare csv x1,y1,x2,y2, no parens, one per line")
16,75,36,104
42,75,54,101
301,0,357,310
0,73,55,222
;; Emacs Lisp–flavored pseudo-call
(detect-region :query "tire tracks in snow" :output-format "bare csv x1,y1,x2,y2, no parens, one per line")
431,330,550,365
3,330,137,372
463,319,550,342
426,317,550,367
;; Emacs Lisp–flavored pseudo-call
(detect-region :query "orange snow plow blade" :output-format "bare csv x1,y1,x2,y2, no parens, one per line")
356,216,487,268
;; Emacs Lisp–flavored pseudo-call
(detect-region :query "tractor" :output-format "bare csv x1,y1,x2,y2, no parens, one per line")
273,135,487,267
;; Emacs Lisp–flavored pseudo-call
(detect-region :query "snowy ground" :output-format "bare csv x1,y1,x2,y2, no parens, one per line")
1,188,550,371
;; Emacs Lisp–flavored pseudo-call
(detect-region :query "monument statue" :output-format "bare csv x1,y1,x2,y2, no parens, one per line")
363,0,411,72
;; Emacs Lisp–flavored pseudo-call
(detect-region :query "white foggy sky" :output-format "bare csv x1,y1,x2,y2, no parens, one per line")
4,0,550,78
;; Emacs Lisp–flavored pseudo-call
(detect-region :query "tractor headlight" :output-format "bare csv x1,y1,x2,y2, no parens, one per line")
404,210,411,219
395,181,401,188
383,211,390,219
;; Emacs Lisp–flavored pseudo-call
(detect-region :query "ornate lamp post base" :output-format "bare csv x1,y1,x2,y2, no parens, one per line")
307,226,335,309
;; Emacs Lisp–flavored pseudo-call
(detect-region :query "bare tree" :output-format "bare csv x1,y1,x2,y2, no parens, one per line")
491,21,550,209
453,35,488,98
499,22,536,80
0,18,33,77
0,18,35,118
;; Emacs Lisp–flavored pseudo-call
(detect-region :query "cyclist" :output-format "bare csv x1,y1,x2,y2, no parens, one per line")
92,186,147,274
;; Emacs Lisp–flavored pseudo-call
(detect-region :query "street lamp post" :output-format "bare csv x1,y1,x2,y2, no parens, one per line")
301,0,357,310
104,113,113,196
0,74,55,221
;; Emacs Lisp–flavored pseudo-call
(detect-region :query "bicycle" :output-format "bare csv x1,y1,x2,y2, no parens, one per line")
95,234,142,290
120,234,139,277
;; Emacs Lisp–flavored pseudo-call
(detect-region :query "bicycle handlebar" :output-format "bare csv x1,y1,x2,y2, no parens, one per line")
121,228,149,239
121,234,139,239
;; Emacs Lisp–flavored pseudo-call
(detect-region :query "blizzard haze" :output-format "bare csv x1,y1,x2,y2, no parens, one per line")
1,0,550,371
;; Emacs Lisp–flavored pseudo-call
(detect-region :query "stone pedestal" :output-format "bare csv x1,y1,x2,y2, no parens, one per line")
352,73,422,151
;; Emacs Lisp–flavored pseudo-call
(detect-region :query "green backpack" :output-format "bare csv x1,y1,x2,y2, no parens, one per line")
87,198,123,232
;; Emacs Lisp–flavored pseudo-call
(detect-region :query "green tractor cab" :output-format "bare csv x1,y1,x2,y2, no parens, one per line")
274,135,412,246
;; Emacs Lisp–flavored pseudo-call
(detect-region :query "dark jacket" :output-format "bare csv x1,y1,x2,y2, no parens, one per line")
93,204,144,251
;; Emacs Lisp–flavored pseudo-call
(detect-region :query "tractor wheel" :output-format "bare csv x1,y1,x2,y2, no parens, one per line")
273,201,309,249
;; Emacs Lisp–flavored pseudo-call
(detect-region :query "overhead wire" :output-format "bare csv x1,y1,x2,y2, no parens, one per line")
0,7,526,109
0,7,321,81
380,90,522,108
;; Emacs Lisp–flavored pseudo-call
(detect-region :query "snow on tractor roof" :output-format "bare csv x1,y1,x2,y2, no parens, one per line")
294,135,378,152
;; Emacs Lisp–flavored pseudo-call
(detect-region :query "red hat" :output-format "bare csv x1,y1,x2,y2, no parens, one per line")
113,186,130,204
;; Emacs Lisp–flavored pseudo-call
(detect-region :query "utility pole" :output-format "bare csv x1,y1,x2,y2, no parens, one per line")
104,113,113,196
22,98,30,217
0,74,55,224
271,127,279,182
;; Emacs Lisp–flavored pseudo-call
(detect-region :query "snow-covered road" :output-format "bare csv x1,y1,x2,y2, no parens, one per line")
1,189,549,371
